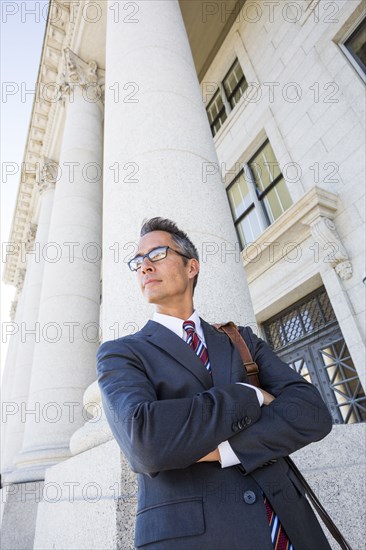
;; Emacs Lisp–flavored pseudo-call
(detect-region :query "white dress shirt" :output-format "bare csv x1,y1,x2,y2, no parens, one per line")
152,310,264,468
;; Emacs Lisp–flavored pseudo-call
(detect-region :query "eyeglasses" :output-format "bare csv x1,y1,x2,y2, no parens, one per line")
128,246,191,271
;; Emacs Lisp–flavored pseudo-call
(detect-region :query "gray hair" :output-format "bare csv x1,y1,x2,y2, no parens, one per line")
140,217,199,292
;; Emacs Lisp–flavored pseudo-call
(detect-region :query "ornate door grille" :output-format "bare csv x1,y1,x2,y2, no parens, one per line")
263,288,366,424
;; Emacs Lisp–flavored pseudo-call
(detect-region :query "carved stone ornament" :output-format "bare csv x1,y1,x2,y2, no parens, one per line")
310,217,353,280
335,261,353,280
15,268,26,290
36,157,58,194
10,300,18,321
25,222,38,251
58,48,105,104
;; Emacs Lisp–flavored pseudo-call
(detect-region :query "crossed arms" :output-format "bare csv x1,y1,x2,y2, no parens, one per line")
97,326,332,476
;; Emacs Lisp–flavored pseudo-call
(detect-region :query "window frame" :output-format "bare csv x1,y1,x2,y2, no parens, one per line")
246,141,286,223
206,88,227,137
226,171,257,248
205,57,248,137
338,16,366,83
222,58,248,109
227,139,290,248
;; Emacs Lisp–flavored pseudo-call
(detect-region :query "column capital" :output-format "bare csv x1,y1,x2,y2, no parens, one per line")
36,157,58,194
58,48,105,106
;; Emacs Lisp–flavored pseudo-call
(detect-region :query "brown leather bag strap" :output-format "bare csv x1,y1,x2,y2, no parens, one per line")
213,321,353,550
285,457,353,550
213,321,260,388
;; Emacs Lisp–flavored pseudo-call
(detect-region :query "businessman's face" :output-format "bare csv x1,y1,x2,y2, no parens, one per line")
135,231,199,310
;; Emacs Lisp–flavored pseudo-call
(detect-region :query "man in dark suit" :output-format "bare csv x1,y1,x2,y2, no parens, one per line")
97,217,333,549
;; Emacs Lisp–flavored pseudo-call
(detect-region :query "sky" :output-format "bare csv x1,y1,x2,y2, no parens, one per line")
1,0,48,375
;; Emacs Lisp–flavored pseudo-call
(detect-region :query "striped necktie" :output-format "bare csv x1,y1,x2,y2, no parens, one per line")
183,321,211,373
264,496,293,550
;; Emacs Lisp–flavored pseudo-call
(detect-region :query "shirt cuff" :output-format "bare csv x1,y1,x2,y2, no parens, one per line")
236,382,264,406
218,440,241,468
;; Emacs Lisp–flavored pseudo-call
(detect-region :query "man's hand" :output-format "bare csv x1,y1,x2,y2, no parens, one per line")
197,448,221,463
260,388,275,405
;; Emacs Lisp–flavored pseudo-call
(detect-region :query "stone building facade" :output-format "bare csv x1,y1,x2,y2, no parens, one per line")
1,1,365,548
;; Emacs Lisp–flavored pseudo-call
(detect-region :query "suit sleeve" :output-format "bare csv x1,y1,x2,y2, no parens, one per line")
96,338,261,475
227,326,333,473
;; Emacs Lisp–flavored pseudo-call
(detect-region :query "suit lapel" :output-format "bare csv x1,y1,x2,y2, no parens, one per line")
143,321,212,389
142,318,246,389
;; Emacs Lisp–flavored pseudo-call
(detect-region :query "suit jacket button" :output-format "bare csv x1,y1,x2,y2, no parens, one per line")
243,490,256,504
244,416,252,425
232,422,239,432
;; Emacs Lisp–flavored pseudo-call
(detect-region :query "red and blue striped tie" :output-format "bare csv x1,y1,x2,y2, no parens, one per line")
264,496,293,550
183,321,211,373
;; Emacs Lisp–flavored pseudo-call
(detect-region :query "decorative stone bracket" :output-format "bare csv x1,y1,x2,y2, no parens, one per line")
309,217,353,281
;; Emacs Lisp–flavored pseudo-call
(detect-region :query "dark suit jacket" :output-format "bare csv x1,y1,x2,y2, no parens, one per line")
97,319,333,549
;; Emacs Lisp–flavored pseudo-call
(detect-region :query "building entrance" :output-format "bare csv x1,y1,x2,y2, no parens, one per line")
263,288,366,424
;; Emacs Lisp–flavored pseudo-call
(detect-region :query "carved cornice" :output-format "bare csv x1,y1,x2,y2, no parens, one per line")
2,0,69,286
2,0,105,286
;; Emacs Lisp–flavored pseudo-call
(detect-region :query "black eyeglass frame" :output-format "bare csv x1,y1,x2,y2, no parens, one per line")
128,245,192,271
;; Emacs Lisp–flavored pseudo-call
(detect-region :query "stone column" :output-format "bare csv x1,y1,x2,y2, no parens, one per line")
102,0,255,338
69,381,113,455
1,282,26,480
15,49,104,481
1,225,37,483
32,6,257,549
3,169,57,483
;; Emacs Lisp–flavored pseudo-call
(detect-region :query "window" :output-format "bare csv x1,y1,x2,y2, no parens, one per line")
205,58,247,136
263,289,337,350
206,90,227,137
227,139,293,248
223,59,248,109
341,17,366,77
263,287,366,424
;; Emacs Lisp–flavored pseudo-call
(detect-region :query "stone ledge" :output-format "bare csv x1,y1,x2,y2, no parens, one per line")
242,186,339,283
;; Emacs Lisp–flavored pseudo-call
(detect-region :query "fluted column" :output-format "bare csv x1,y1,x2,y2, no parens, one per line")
102,0,255,337
16,49,104,480
2,225,38,483
1,280,26,480
3,168,57,483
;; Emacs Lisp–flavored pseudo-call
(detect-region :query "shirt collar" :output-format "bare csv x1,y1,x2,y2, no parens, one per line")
153,309,205,342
